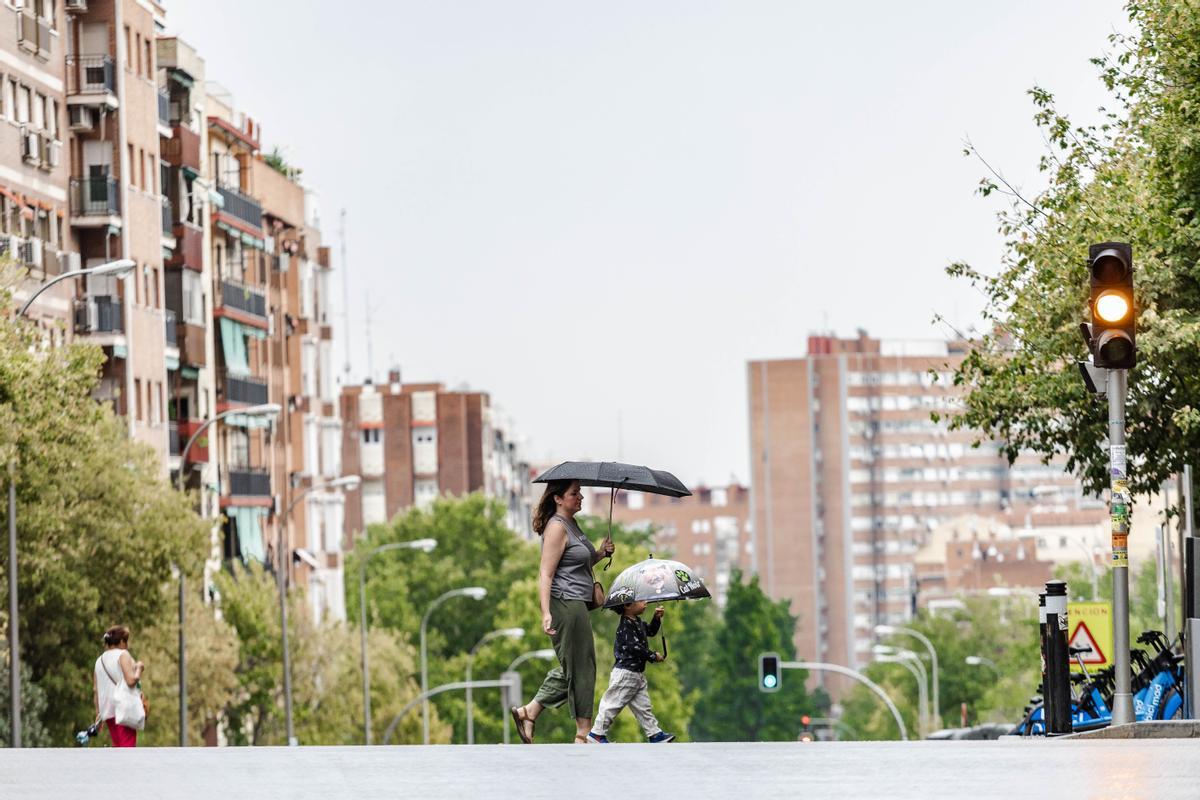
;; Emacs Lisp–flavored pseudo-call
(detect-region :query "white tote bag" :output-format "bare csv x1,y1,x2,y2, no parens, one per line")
103,656,147,731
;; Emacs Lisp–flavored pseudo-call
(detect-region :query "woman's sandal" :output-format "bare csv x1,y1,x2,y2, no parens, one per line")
510,706,534,744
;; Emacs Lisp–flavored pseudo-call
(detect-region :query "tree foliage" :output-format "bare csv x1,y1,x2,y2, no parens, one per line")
0,279,209,743
947,1,1200,499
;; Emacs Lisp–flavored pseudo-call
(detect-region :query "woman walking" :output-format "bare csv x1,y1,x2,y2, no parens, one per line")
511,479,614,743
92,625,144,747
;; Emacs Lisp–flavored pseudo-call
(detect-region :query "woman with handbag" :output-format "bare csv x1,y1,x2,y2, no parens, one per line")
92,625,146,747
510,479,614,744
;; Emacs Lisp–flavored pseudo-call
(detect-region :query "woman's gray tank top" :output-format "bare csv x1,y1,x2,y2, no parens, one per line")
545,514,597,601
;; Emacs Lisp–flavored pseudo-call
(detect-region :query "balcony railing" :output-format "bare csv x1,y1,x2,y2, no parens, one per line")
161,195,173,232
225,374,268,405
70,176,120,217
66,55,115,95
216,183,262,230
162,126,201,171
73,296,123,334
229,468,271,497
157,88,170,126
176,419,209,463
164,309,177,346
221,279,267,320
168,421,180,457
166,223,203,270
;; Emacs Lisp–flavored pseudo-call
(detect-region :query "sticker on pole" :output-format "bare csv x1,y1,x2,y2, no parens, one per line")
1067,602,1113,671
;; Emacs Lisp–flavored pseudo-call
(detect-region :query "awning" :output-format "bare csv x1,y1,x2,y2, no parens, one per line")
112,344,128,358
222,412,273,429
165,354,180,371
218,317,249,376
230,507,267,564
181,366,199,380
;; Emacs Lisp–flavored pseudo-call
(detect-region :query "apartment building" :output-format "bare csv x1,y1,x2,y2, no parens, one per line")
1,0,75,331
64,0,170,461
590,483,751,606
340,374,534,542
747,332,1108,686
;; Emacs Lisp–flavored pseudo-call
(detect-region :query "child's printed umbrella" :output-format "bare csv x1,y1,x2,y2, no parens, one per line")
603,557,712,608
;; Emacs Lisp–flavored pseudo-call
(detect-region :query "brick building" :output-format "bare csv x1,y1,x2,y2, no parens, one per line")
747,332,1109,688
340,373,533,542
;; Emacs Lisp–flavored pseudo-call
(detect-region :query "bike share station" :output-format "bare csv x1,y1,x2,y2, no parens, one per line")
1016,243,1200,738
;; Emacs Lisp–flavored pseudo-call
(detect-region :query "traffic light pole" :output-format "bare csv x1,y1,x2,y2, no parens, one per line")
779,661,908,741
1108,367,1134,725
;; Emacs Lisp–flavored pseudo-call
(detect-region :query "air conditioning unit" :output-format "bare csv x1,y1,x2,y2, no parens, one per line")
0,235,17,260
22,237,42,268
65,0,87,10
20,129,39,164
74,299,96,333
59,250,81,273
42,138,60,169
68,105,95,132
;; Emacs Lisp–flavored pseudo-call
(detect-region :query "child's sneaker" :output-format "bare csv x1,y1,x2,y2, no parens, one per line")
586,732,609,744
647,731,675,743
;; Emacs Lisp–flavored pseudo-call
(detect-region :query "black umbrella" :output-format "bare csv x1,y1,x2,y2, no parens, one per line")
533,461,692,570
532,461,691,498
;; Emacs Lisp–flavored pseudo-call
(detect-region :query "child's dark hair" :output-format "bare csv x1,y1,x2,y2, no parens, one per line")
611,602,632,616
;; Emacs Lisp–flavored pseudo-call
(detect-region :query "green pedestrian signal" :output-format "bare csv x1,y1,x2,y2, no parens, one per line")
759,652,781,693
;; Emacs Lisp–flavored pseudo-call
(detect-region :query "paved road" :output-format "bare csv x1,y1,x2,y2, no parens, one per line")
3,740,1197,799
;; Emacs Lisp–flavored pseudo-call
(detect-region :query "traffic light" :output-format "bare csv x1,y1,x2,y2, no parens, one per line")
759,652,781,693
1087,242,1135,369
799,715,813,743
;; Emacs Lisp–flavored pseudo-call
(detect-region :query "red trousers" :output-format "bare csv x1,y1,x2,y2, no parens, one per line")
106,718,137,747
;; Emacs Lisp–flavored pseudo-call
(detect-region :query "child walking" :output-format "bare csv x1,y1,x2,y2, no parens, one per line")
587,601,675,743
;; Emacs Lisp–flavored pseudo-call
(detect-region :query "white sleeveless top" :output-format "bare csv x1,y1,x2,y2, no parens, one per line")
94,649,127,720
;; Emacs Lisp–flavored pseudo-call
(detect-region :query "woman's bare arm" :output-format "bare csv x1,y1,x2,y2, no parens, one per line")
118,651,143,687
539,522,568,635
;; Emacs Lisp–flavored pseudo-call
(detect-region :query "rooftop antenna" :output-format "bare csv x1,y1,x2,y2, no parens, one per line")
339,208,351,380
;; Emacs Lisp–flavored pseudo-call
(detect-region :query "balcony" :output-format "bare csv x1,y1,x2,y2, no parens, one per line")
176,419,209,463
157,88,170,128
168,421,180,457
215,184,262,231
70,177,120,219
66,55,116,99
162,126,201,171
166,223,202,270
164,309,177,346
74,296,123,335
225,374,268,406
220,279,267,321
229,468,271,497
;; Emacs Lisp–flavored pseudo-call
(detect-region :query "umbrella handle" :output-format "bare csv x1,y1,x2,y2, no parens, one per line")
661,636,668,661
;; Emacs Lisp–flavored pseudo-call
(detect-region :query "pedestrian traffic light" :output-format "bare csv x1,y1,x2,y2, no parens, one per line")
1087,242,1135,369
759,652,781,693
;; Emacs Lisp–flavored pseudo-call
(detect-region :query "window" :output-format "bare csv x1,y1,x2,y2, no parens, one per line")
48,100,57,139
361,429,380,444
124,26,131,70
229,429,249,468
2,79,12,120
144,39,152,79
181,270,205,324
134,32,141,76
17,85,30,124
134,378,143,421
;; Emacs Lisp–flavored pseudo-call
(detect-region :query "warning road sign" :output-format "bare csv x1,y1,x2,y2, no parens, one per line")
1067,602,1112,671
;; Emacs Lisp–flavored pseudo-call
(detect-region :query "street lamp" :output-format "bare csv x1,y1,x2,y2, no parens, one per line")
465,627,524,744
875,624,940,728
357,537,437,744
873,645,929,737
174,402,280,746
7,258,135,748
16,258,135,316
421,587,487,744
965,655,1001,675
501,649,556,744
278,475,361,746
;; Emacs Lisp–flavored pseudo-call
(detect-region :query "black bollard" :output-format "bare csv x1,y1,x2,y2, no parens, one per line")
1044,580,1072,735
1038,592,1048,723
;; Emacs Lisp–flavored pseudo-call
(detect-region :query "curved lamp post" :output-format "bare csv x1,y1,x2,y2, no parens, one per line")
279,474,362,746
874,645,929,737
174,402,280,746
875,624,940,727
501,649,556,744
421,587,487,743
358,537,437,744
7,258,134,748
465,627,524,744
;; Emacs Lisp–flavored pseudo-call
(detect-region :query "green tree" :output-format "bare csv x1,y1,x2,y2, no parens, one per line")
0,279,209,742
686,570,814,741
946,2,1200,501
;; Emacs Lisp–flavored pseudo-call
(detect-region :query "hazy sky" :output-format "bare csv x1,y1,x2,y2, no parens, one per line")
167,1,1129,487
